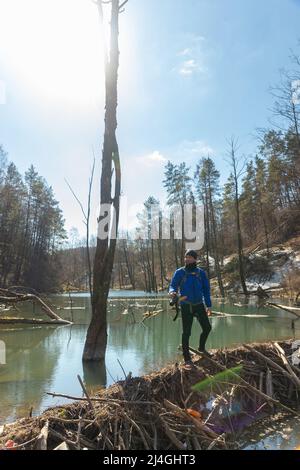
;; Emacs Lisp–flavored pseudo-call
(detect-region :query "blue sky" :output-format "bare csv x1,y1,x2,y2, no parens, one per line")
0,0,299,237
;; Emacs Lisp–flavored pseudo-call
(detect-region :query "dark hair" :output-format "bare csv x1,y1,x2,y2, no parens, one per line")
184,249,198,260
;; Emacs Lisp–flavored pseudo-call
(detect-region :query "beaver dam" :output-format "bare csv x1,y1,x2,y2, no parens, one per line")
0,340,299,450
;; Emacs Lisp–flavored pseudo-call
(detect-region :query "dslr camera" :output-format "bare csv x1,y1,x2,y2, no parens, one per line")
169,293,178,307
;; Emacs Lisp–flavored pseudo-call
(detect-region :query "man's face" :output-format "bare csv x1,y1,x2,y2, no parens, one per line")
185,255,196,265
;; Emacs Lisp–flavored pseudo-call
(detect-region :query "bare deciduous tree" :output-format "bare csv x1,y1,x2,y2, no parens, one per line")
226,138,248,296
83,0,124,361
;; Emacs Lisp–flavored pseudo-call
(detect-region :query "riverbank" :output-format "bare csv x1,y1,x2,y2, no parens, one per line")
1,340,299,450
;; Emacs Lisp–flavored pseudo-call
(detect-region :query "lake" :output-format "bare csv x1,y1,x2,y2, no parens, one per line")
0,290,300,441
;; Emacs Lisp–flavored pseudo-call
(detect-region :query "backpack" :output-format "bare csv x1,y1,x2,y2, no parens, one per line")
178,267,204,296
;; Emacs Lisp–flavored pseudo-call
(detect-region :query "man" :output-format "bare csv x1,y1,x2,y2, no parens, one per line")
169,249,212,368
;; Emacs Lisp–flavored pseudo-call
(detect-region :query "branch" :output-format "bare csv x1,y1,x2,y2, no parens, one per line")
189,345,300,417
266,301,300,319
119,0,129,9
46,391,155,405
77,374,95,412
65,178,87,221
65,157,95,299
0,288,72,324
87,155,96,299
95,0,109,68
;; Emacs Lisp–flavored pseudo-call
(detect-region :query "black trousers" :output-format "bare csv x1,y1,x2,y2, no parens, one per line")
181,302,212,361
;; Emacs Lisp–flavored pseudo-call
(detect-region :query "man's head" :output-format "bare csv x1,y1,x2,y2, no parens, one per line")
184,249,198,265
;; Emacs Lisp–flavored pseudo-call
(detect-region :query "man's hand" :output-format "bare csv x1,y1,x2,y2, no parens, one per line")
169,292,177,298
206,308,212,316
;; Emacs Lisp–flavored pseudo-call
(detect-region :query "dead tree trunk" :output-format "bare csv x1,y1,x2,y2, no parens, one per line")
151,239,157,292
229,139,248,296
122,239,135,289
83,0,122,361
203,191,210,277
208,181,225,297
139,242,149,291
145,240,153,292
157,237,165,291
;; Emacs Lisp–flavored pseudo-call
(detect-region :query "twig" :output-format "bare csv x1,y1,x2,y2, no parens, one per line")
117,359,127,380
243,343,300,389
189,346,300,416
46,391,155,405
77,375,95,412
207,433,226,450
157,414,185,450
122,411,150,449
48,416,93,424
48,427,96,450
163,399,219,440
274,342,300,389
6,436,38,449
119,0,128,10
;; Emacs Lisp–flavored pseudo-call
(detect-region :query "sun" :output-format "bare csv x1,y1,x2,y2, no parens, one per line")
0,0,132,110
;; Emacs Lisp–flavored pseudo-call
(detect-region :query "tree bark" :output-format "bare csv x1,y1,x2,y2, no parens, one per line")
83,0,121,361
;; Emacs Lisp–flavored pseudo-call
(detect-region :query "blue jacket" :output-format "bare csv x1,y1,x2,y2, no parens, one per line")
169,266,212,307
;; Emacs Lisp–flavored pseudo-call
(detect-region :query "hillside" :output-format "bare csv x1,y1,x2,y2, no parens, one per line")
211,234,300,302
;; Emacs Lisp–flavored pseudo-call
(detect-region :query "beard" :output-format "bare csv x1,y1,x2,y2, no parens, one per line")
185,261,197,270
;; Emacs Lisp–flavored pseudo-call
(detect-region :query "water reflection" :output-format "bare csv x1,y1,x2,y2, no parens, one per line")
242,415,300,450
0,325,61,423
82,360,107,392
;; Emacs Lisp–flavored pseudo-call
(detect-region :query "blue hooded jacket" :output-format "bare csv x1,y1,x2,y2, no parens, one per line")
169,266,212,307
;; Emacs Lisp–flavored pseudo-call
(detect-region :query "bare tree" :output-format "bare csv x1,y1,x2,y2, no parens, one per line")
226,138,248,296
195,157,225,295
122,237,136,289
65,157,95,299
83,0,125,361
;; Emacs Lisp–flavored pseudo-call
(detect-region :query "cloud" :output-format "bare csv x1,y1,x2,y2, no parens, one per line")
176,36,209,77
193,35,206,43
178,48,192,56
175,140,214,159
135,142,215,168
137,150,167,167
187,140,214,155
179,59,200,75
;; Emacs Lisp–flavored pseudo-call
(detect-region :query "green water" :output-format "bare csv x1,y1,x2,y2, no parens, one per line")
241,415,300,450
0,291,299,429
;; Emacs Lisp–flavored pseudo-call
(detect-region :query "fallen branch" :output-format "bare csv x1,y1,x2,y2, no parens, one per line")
273,342,300,389
3,340,300,451
122,411,150,450
157,414,185,450
189,346,300,417
243,343,300,389
266,302,300,319
163,399,220,441
77,375,95,412
0,288,72,324
46,391,155,405
0,317,71,325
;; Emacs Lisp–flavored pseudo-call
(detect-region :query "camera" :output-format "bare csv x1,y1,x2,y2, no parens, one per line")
169,294,178,307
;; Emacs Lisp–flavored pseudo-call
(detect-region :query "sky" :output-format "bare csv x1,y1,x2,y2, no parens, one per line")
0,0,300,238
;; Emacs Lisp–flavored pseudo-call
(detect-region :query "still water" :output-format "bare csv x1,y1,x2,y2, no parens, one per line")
0,291,299,429
241,415,300,450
